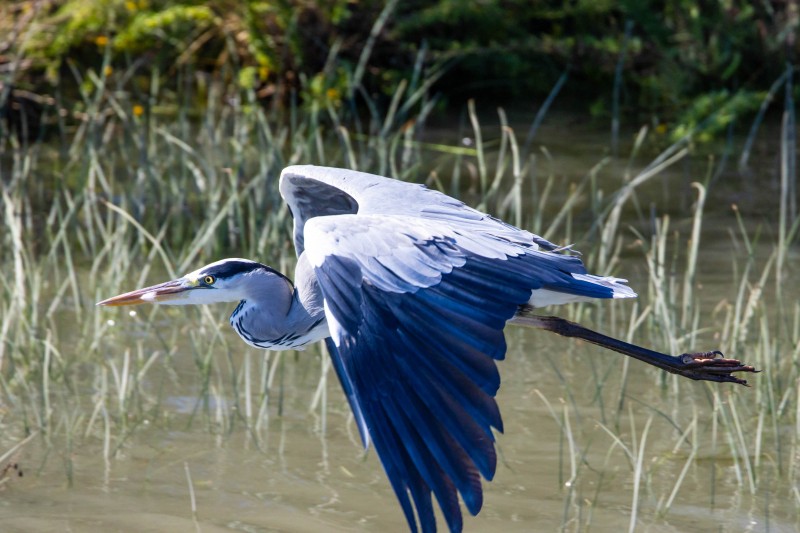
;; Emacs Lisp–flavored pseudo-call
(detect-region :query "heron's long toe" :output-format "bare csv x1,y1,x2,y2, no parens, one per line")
675,351,759,385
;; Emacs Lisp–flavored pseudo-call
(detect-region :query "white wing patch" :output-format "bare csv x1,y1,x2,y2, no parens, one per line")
304,215,473,292
324,300,345,347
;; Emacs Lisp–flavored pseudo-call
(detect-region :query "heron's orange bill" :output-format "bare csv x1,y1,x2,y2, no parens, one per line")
96,279,188,306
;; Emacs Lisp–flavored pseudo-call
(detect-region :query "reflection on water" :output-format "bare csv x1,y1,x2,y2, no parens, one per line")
0,318,795,532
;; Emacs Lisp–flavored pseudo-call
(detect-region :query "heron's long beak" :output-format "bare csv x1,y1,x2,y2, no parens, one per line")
97,279,193,307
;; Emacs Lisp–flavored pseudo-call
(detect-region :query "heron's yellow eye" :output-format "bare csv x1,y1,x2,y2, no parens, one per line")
204,275,215,285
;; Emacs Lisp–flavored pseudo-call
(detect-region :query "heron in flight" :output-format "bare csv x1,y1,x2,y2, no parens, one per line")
99,165,755,532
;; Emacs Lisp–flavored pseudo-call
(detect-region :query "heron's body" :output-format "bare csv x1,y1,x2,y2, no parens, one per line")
99,165,755,533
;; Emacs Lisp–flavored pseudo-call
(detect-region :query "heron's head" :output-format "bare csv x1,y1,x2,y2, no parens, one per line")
97,258,292,307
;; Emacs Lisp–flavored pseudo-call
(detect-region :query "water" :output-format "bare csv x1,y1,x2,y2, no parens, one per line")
2,317,794,532
1,116,798,532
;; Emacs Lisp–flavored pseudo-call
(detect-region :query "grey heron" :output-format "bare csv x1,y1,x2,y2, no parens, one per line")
98,165,756,533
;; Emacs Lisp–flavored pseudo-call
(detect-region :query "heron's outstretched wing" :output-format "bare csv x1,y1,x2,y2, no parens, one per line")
279,165,560,256
303,214,621,533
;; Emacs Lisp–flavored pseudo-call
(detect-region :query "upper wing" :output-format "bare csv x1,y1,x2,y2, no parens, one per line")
303,214,613,533
279,165,561,256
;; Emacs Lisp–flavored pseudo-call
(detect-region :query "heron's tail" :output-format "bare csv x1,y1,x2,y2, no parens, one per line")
571,273,637,299
525,273,636,308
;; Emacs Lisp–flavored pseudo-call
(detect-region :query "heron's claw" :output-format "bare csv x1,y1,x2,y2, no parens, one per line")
675,350,759,386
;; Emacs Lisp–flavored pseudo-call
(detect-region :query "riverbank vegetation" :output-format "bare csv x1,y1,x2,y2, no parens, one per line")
2,1,798,141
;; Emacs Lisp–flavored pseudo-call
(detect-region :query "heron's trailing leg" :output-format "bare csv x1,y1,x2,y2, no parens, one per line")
512,308,758,386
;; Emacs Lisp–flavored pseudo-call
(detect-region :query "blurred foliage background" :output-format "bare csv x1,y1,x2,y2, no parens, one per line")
0,0,798,139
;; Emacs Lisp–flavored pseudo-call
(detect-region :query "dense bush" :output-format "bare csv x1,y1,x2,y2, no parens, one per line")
0,1,796,121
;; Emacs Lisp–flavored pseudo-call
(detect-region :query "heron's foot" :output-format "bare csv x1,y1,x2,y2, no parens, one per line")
675,350,759,386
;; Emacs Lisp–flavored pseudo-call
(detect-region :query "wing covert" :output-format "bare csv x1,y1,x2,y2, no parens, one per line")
279,165,563,256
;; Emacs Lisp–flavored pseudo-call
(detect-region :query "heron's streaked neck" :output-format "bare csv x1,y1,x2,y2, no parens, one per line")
229,255,328,350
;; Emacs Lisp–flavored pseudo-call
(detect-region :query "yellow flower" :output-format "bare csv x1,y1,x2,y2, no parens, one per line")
132,105,144,117
103,65,113,77
125,1,137,11
95,35,109,47
326,87,340,102
258,66,269,80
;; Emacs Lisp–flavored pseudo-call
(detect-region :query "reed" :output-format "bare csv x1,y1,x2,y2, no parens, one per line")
0,63,798,531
